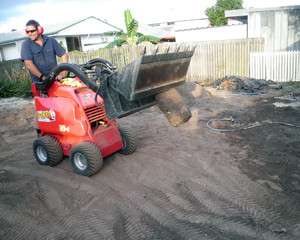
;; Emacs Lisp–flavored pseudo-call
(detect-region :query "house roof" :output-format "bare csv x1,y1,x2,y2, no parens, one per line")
225,5,300,18
0,16,122,45
138,23,172,39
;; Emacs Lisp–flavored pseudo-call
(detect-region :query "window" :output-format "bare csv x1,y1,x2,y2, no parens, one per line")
66,37,82,52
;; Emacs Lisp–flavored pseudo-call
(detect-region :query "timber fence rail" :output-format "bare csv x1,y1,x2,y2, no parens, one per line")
250,51,300,82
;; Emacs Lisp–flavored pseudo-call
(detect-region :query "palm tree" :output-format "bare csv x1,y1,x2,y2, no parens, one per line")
105,10,161,48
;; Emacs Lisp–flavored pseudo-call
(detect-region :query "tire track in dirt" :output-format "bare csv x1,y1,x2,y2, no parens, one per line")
91,171,213,239
111,127,286,235
2,163,168,239
140,149,287,234
93,154,260,239
1,166,119,239
114,208,156,240
0,201,63,239
2,165,106,196
101,151,284,239
35,182,121,239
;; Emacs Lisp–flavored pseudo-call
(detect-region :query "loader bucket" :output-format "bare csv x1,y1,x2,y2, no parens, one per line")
100,50,194,123
108,51,194,101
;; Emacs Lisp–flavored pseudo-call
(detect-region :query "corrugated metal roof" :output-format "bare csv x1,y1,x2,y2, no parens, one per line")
0,31,26,45
138,23,170,38
226,5,300,17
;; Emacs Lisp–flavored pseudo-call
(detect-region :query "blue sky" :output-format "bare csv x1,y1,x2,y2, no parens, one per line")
0,0,299,33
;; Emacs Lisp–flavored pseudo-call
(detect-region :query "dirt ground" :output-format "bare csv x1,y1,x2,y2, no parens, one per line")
0,82,299,239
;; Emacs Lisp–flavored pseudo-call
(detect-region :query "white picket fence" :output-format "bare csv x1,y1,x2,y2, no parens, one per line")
250,51,300,82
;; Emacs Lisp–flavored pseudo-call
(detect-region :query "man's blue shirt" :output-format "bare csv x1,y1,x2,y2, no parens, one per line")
21,35,66,83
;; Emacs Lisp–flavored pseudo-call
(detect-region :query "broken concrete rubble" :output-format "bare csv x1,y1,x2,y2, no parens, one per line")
210,75,277,93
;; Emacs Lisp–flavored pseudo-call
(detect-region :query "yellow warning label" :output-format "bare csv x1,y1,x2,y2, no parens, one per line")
37,110,55,122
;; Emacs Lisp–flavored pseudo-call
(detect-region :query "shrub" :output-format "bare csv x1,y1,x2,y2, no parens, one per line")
0,75,33,98
15,77,33,98
0,76,17,98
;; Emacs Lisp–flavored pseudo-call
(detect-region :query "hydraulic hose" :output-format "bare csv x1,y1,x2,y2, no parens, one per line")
37,63,98,92
85,58,116,70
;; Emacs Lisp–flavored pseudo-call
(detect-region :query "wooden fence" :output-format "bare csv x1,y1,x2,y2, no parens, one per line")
67,38,265,82
250,51,300,82
0,38,265,82
187,38,264,82
0,59,25,78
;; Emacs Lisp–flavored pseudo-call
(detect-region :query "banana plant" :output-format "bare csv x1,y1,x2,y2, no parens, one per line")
105,10,161,48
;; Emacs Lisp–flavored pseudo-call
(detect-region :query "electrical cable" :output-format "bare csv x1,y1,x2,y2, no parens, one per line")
206,117,263,132
207,117,300,132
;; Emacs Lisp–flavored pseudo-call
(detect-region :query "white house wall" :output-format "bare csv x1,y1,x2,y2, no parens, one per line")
175,24,247,42
248,8,300,51
1,43,19,60
81,34,112,51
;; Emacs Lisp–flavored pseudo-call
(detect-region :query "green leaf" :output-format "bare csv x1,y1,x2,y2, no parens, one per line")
124,9,134,34
104,39,126,48
137,35,161,44
104,9,162,48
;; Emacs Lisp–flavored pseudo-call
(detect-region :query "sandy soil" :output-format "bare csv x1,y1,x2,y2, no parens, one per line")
0,82,299,239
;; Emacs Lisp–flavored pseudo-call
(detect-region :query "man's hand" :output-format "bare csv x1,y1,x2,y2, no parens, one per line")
56,74,65,81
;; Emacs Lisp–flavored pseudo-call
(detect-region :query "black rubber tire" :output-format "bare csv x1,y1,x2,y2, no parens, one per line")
69,142,103,176
33,136,63,166
118,125,138,155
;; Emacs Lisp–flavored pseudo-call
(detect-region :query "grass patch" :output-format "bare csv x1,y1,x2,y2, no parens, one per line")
282,80,300,89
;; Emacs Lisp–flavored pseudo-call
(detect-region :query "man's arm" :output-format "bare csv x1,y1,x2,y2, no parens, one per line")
58,53,68,79
23,60,45,80
61,53,68,63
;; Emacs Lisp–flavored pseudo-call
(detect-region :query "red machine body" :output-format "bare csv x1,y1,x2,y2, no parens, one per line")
32,80,124,158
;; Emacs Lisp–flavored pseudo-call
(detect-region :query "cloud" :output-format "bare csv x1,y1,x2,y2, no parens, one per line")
0,0,42,21
0,0,211,32
1,0,299,33
0,0,126,32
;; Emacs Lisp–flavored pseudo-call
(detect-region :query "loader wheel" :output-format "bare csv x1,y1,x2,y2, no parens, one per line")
33,136,63,166
69,142,103,177
118,125,138,155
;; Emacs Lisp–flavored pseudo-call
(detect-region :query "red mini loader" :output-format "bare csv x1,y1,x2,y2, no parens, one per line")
32,48,194,176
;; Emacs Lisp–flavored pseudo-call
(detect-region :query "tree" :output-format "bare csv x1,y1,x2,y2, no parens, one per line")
205,0,243,26
105,10,161,48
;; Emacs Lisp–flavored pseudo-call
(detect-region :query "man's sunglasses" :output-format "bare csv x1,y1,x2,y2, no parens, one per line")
26,29,37,34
